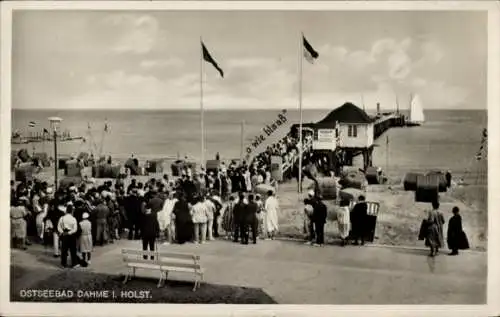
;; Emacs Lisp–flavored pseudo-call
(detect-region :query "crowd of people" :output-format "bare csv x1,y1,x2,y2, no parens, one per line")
10,159,283,268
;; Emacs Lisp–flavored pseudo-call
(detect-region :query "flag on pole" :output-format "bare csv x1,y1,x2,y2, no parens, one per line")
28,121,36,128
104,121,109,133
386,135,389,145
43,128,49,135
202,42,224,77
303,35,319,64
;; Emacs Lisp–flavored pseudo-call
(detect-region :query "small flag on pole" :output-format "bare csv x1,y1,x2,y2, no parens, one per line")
202,42,224,77
303,35,319,64
104,121,109,133
28,121,36,128
43,128,49,135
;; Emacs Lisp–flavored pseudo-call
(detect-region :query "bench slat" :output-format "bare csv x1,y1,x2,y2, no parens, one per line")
157,261,201,270
124,257,201,270
122,249,200,260
127,263,160,270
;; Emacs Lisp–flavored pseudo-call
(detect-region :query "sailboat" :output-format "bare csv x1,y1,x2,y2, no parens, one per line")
406,94,425,127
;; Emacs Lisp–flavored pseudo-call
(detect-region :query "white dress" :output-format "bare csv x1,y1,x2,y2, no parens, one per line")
264,196,279,233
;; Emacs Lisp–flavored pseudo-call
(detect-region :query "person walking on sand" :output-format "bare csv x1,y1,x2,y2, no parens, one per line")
264,190,279,240
79,212,93,264
425,200,445,257
447,206,469,256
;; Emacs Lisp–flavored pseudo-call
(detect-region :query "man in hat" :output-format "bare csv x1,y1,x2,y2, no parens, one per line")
57,204,80,268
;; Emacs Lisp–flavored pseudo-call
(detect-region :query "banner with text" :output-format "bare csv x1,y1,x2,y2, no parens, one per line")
244,109,289,163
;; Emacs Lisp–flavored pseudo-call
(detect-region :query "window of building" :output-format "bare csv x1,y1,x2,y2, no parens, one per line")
348,125,358,137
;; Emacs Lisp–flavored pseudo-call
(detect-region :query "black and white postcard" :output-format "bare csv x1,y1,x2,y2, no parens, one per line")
1,1,499,316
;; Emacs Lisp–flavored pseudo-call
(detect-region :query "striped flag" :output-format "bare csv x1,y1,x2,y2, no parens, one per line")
202,42,224,78
28,121,36,128
303,35,319,64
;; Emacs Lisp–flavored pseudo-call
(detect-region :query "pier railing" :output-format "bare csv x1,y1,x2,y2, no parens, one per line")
281,138,313,176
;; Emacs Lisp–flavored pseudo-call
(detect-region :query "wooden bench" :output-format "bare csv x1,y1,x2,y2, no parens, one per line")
121,249,204,291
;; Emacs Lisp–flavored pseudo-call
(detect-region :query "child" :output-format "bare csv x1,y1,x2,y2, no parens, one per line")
43,217,54,251
79,213,93,264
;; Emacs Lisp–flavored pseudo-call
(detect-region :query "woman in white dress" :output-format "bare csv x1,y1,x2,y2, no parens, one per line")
264,190,279,240
337,199,351,246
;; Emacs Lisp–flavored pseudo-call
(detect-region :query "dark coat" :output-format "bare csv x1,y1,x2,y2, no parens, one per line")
312,200,327,224
244,202,259,223
447,214,470,250
148,196,164,215
173,199,191,224
350,202,368,233
124,195,143,219
233,202,246,223
141,212,159,239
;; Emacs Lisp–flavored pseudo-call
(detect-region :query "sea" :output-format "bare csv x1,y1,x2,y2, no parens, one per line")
11,108,487,181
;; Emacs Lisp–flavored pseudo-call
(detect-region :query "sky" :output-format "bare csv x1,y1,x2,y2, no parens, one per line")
12,10,487,110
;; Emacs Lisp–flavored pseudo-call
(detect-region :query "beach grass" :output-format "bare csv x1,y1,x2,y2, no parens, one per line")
10,265,277,304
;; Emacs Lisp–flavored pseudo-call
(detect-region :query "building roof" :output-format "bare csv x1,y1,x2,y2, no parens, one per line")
316,102,374,125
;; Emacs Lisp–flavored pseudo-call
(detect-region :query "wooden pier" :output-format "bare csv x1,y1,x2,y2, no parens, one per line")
285,103,407,177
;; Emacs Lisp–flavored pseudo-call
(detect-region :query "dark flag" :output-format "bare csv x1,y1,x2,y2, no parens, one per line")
43,128,49,135
303,35,319,63
202,42,224,77
28,121,36,128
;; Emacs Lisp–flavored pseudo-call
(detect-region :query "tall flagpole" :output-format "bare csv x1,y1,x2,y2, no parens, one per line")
298,32,304,194
200,37,205,169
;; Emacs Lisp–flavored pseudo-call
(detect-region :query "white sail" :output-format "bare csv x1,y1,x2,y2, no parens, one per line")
409,94,425,123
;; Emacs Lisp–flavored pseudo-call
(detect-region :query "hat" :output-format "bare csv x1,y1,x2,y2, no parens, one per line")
57,205,67,213
212,195,222,204
82,212,89,219
46,187,53,194
66,201,74,206
307,190,315,197
69,186,77,192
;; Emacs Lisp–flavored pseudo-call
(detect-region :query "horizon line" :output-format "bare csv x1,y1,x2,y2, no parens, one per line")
11,107,487,111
